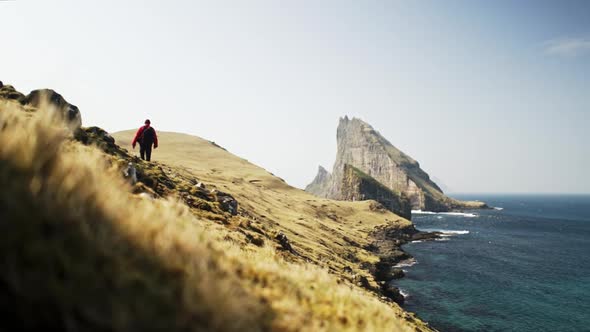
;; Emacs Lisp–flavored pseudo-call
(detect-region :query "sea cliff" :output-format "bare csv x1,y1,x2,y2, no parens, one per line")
306,116,488,215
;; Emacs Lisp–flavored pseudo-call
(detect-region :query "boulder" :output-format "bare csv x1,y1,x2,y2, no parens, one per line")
355,275,372,290
382,283,405,305
275,231,295,253
189,185,210,200
75,126,119,155
375,262,406,281
23,89,82,129
212,190,238,215
0,84,26,101
389,268,405,279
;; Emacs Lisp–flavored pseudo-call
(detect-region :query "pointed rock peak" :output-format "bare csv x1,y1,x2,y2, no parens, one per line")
339,115,350,125
317,165,329,175
339,116,375,128
312,165,331,182
305,165,331,196
337,116,374,130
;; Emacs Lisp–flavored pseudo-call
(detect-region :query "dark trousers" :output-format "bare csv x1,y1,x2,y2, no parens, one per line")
140,144,152,161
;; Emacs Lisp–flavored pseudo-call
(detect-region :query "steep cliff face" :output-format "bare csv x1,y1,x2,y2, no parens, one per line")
339,164,412,220
307,116,487,214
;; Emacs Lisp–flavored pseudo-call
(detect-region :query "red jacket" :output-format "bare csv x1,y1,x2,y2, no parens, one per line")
132,125,158,148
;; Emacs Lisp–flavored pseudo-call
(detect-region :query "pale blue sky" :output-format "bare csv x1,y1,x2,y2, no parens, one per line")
1,0,588,193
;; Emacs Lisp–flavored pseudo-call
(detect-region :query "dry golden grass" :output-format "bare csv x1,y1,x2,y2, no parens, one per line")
114,130,415,272
0,98,433,331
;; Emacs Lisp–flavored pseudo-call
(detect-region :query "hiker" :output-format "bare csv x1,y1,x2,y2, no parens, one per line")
132,119,158,161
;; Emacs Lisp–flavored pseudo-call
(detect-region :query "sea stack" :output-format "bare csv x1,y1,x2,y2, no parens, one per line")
305,117,487,218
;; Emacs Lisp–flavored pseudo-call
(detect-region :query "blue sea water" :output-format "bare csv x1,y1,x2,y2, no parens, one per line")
397,194,590,332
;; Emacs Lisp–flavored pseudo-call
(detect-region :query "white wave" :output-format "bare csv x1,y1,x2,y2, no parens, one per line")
411,240,424,244
440,230,470,235
399,289,410,298
494,207,504,211
439,212,478,217
420,229,470,238
411,210,436,215
411,210,478,218
394,258,417,268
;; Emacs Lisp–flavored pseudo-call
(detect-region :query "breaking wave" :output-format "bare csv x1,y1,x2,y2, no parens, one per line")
440,230,470,235
412,210,478,218
419,229,470,237
394,258,417,268
399,288,410,298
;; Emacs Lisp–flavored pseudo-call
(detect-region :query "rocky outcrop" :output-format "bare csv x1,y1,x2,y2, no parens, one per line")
23,89,82,129
0,83,26,101
306,116,487,215
0,83,82,130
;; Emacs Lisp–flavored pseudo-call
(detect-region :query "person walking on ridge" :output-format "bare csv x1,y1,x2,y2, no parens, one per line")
132,119,158,161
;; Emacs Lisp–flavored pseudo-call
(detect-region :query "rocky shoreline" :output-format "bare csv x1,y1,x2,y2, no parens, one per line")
366,223,441,305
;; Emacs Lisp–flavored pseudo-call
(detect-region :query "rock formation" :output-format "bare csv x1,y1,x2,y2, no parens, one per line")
305,165,331,195
0,84,81,130
0,83,26,101
306,116,487,216
339,164,411,219
23,89,82,129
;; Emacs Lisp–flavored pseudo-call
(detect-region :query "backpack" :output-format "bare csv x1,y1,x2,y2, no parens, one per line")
139,126,155,145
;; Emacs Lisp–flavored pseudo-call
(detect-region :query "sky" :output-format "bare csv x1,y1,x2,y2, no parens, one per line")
1,0,589,193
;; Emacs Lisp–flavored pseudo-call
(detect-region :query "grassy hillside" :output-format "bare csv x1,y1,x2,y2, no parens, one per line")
114,130,417,273
0,88,433,331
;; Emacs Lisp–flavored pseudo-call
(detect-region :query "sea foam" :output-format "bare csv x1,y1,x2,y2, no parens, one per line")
411,210,437,215
412,210,478,218
394,258,417,268
420,229,471,237
440,230,470,235
399,289,410,298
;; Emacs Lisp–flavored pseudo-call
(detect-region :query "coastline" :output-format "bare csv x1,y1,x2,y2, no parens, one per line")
367,221,441,304
365,212,476,330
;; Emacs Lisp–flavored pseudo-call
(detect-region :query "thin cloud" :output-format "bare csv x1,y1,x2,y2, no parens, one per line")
544,37,590,57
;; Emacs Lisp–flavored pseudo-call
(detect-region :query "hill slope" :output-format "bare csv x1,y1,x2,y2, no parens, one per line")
113,129,417,277
306,116,488,213
0,83,434,331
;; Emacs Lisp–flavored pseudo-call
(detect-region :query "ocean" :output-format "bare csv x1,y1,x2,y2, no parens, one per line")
396,194,590,332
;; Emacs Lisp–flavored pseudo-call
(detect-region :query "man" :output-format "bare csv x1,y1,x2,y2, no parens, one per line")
132,119,158,161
